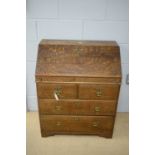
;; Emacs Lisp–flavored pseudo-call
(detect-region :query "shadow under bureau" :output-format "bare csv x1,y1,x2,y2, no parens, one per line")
35,39,122,138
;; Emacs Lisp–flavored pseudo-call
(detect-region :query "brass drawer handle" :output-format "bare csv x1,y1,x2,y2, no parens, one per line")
54,87,62,100
55,105,62,111
96,88,102,97
74,117,80,121
95,106,100,112
92,122,99,127
54,92,59,100
56,121,62,126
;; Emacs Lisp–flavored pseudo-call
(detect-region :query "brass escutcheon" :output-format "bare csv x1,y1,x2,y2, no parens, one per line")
95,106,100,112
96,88,102,97
92,122,99,127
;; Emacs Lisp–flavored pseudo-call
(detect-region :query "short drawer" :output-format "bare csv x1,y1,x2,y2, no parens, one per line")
39,99,116,115
79,84,120,100
40,115,114,136
37,83,77,99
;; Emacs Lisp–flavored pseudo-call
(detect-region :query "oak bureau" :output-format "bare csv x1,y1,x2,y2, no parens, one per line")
35,39,122,138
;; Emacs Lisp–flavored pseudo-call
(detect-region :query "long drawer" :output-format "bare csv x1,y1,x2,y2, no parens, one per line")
40,115,114,136
39,99,116,116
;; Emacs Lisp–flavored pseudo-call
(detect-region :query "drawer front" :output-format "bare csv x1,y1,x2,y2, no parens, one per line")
79,84,120,100
40,115,114,135
37,83,77,99
39,99,116,115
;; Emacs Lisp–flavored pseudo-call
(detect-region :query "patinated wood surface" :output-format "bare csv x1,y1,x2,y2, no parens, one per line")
39,99,117,116
36,40,121,78
79,84,120,100
35,39,122,138
40,115,114,137
37,83,77,99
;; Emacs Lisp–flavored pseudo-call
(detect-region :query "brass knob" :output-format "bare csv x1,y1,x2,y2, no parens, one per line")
92,122,99,127
56,121,61,126
55,105,61,111
95,106,100,112
96,88,102,97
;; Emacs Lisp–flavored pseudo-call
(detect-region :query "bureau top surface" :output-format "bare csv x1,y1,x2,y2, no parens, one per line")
36,40,121,78
39,39,119,46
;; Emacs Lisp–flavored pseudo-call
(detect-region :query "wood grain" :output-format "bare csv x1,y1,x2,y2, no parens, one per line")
36,40,121,78
40,115,114,137
79,84,120,100
35,39,122,138
39,99,117,116
36,76,121,83
37,83,77,99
